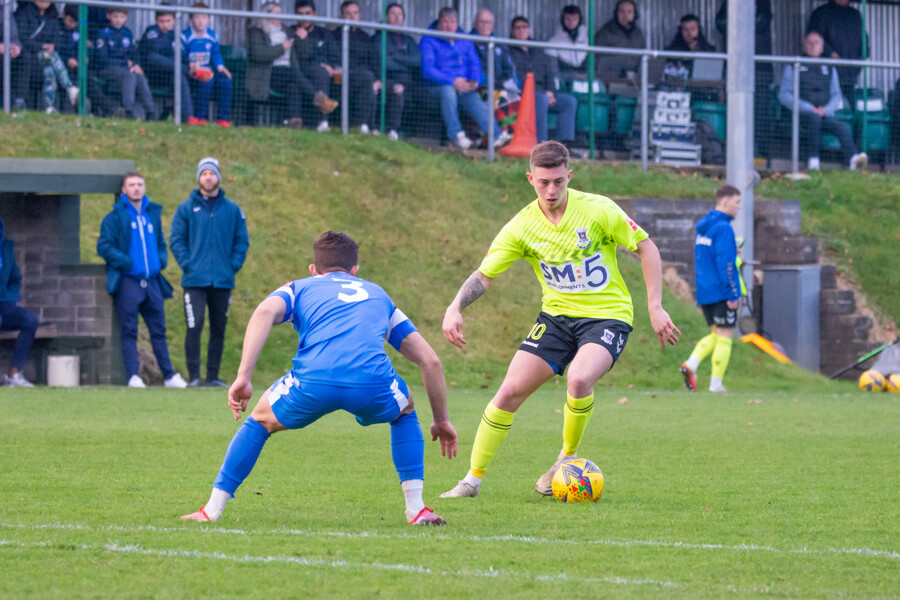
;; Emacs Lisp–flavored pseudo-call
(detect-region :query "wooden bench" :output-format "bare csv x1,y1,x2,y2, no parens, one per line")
0,323,58,340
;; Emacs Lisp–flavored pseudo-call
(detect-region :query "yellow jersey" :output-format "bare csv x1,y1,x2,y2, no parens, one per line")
478,189,648,324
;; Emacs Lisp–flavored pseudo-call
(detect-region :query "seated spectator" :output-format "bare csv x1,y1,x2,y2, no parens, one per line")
470,9,516,92
778,32,867,171
14,0,78,113
594,0,646,78
808,0,866,104
246,2,304,128
336,1,380,134
293,0,340,132
665,14,716,77
419,7,510,150
508,16,576,146
182,2,232,127
383,3,418,141
140,3,197,123
96,6,157,120
59,4,115,116
0,6,25,110
545,5,588,80
0,216,39,387
97,172,187,389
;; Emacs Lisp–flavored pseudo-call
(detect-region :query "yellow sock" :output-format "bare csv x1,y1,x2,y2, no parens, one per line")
711,336,733,379
691,332,718,363
562,392,594,456
469,402,515,479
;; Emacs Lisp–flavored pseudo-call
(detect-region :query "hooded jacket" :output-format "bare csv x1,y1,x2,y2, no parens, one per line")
169,189,249,289
14,1,60,55
694,209,741,305
97,195,173,297
419,21,481,86
0,218,22,304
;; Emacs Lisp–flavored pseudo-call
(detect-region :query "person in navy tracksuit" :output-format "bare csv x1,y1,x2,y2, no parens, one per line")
0,217,39,387
94,6,156,119
97,172,186,388
170,157,249,387
139,4,195,121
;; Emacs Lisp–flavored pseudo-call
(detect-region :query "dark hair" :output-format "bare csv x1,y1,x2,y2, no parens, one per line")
715,184,740,203
560,5,582,28
530,141,569,169
438,7,458,22
314,231,359,273
121,171,144,187
386,3,404,17
680,13,699,25
63,4,79,20
107,5,129,15
614,0,639,22
156,1,175,19
340,0,358,14
510,15,529,34
295,0,316,12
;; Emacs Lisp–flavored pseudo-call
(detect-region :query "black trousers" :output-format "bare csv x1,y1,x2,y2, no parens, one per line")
384,79,405,132
271,66,305,119
183,286,231,381
347,66,376,126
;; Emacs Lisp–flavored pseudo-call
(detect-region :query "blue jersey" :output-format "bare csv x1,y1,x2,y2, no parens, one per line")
182,26,223,70
269,272,417,388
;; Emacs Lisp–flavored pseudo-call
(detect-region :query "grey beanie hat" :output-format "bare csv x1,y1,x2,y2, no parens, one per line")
196,156,221,182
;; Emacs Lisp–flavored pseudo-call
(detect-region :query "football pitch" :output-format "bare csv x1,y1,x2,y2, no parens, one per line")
2,385,898,598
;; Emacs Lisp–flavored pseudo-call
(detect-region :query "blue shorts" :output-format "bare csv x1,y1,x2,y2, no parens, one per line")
267,372,411,430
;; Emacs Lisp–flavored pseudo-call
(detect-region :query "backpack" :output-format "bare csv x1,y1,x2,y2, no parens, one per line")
695,118,725,165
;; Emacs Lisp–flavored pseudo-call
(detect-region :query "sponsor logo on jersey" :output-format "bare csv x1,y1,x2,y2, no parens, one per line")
696,234,712,246
602,329,614,344
575,227,591,249
538,251,610,293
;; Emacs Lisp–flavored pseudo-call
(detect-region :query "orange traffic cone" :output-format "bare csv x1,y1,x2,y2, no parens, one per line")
500,72,537,157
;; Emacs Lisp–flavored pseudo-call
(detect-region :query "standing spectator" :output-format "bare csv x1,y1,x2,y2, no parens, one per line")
679,185,743,394
95,6,156,120
545,5,588,80
97,172,188,389
0,6,25,110
594,0,646,77
808,0,867,103
508,16,577,146
779,32,867,171
170,157,249,388
419,7,510,150
14,0,78,113
383,3,418,141
182,2,232,127
246,2,304,128
470,9,516,91
293,0,340,132
665,14,716,77
336,1,380,134
140,3,198,124
0,217,38,388
59,4,115,117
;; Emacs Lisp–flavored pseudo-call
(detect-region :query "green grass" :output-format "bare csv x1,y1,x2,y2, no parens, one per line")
0,113,895,388
1,386,899,598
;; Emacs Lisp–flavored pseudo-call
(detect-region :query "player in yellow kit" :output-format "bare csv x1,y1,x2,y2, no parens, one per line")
440,141,681,498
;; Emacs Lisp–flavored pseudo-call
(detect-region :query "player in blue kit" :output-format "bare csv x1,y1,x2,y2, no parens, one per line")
181,231,458,525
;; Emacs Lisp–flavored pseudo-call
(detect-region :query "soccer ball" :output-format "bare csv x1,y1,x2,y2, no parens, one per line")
858,369,886,391
551,458,604,503
885,373,900,393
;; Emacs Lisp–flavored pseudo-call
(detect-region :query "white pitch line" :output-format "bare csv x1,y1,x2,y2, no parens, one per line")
2,521,898,560
0,539,680,588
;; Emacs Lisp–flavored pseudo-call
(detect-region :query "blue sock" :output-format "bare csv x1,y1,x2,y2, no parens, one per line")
213,416,271,496
390,411,424,482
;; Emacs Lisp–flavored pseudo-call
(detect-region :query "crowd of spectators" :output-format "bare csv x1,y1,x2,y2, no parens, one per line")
0,1,883,162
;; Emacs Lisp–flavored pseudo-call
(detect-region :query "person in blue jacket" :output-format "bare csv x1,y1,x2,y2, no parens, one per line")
0,217,39,387
419,7,509,150
680,185,743,393
97,172,187,389
182,2,233,126
170,157,249,388
95,6,156,120
139,3,196,123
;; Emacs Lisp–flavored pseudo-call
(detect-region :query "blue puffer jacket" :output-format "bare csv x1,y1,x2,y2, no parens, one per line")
97,196,173,297
169,189,249,289
419,21,481,86
694,209,741,305
0,218,22,304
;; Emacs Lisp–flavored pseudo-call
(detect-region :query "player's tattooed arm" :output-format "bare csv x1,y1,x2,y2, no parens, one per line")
457,270,486,311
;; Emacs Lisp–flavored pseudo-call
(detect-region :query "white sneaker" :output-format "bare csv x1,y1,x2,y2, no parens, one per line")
709,383,729,393
371,128,381,136
850,152,868,171
6,371,35,388
493,129,513,148
359,123,370,135
535,454,574,496
387,129,399,142
807,157,820,171
439,480,479,498
127,374,147,388
67,86,80,106
316,120,331,133
454,131,472,150
45,106,57,114
164,373,188,388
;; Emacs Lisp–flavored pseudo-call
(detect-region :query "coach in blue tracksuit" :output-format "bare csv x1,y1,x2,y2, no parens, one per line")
170,157,249,388
0,217,39,387
98,172,187,388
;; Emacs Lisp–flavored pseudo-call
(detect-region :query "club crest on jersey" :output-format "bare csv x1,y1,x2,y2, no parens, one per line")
575,227,591,249
602,329,615,344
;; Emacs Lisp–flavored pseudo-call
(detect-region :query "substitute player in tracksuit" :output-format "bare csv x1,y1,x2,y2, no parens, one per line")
680,185,743,393
169,157,249,388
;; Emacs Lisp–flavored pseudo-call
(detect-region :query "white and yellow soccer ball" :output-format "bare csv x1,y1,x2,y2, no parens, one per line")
552,458,604,503
885,373,900,393
858,369,886,391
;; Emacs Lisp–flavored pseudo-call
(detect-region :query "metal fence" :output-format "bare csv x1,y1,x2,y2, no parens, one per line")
3,0,899,171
